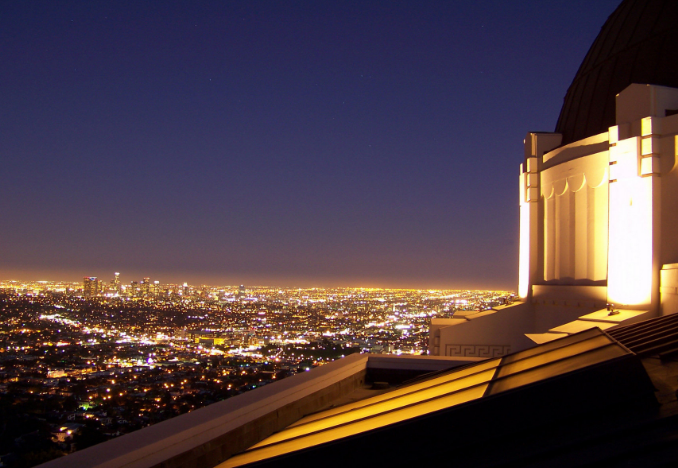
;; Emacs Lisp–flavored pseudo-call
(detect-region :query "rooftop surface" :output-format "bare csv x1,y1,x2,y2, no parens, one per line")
219,325,677,467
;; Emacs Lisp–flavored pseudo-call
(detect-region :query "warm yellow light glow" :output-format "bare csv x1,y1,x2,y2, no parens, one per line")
607,138,653,307
252,362,500,449
274,371,492,447
495,334,611,378
218,385,489,468
518,172,531,298
287,357,500,428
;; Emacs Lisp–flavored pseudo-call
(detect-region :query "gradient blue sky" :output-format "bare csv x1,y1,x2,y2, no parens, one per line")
0,0,621,289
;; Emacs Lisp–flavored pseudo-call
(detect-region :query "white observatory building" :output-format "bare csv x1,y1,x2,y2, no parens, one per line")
431,0,678,356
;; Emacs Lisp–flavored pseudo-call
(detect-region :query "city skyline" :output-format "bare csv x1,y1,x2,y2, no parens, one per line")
0,277,513,465
0,275,514,295
0,1,620,290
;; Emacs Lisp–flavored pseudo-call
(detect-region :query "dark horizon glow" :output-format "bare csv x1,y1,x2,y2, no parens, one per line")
0,1,621,290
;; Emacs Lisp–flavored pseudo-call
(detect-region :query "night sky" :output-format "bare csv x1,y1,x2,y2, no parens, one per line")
1,0,620,290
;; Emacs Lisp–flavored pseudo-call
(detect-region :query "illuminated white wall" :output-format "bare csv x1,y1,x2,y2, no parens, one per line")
518,167,532,299
519,133,562,299
607,137,654,307
518,199,531,299
541,152,608,284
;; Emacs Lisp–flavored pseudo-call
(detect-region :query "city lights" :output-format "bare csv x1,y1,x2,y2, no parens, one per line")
0,278,513,462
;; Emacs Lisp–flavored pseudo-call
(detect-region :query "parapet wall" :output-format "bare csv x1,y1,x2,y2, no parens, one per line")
38,354,369,468
429,301,535,358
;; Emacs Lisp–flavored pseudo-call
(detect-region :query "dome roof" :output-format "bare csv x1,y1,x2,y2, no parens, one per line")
555,0,678,145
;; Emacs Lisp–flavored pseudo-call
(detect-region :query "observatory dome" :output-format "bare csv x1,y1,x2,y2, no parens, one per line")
555,0,678,144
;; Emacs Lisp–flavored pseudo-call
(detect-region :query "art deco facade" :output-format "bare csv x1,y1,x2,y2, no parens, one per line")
431,0,678,357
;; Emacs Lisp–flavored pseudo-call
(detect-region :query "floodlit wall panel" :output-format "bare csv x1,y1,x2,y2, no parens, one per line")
540,151,609,285
519,172,532,298
544,193,556,281
608,137,654,307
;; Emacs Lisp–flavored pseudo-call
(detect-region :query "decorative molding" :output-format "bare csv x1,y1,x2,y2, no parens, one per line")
444,344,511,358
